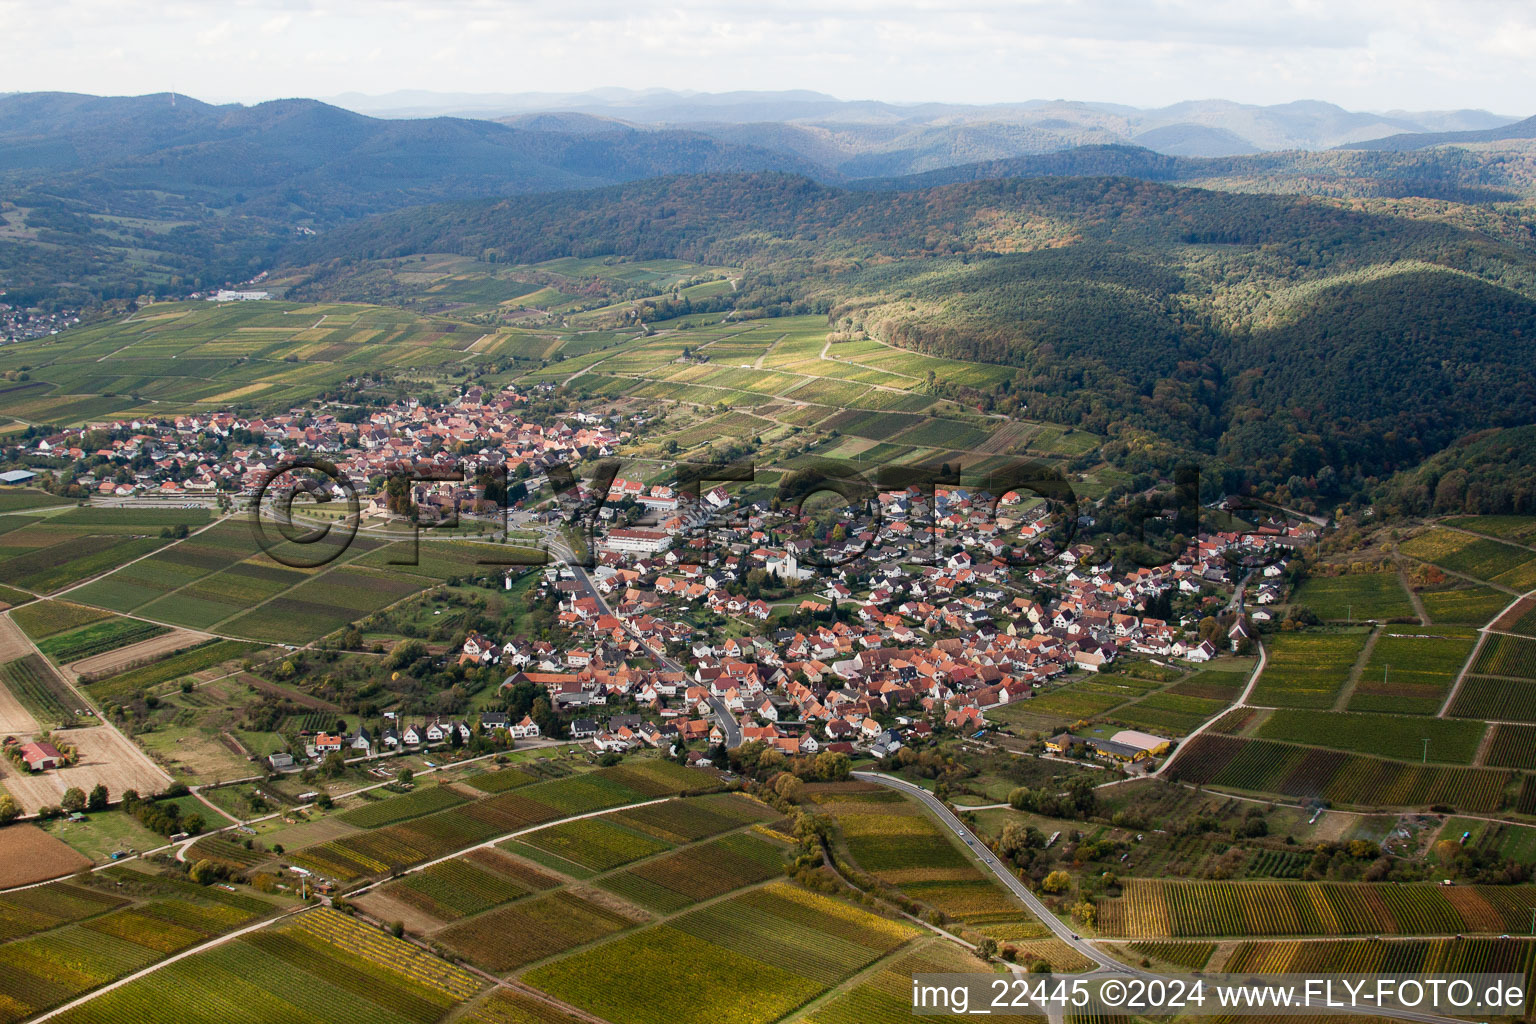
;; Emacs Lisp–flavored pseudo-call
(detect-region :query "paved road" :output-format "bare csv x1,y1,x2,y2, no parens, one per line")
564,561,744,747
852,770,1136,974
1152,638,1266,779
855,770,1492,1024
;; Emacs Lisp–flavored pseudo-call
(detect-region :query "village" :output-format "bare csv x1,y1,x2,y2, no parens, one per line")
4,383,1321,774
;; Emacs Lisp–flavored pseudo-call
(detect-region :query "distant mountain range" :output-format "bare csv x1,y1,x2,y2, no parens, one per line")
1340,113,1536,151
328,87,1521,158
1,89,1533,308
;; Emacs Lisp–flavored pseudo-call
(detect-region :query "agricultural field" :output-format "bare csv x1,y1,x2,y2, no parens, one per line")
1485,724,1536,770
515,816,672,872
1439,817,1536,864
1167,734,1511,811
338,784,467,828
1496,597,1536,638
1448,677,1536,723
1472,632,1536,680
1401,528,1536,590
0,874,279,1024
0,824,92,887
375,850,562,925
817,782,1026,925
1125,941,1217,970
46,905,484,1024
81,638,264,703
1420,583,1512,626
1347,627,1479,714
800,939,1016,1024
522,883,919,1024
1443,516,1536,543
0,489,71,512
0,526,166,595
1097,878,1536,938
290,761,720,883
1248,630,1369,709
1445,633,1536,722
0,583,35,610
1220,936,1535,985
520,314,1080,461
1,726,172,814
38,618,170,664
11,600,113,640
597,831,786,913
437,889,644,972
1254,710,1486,764
0,301,514,424
1292,572,1415,621
1108,690,1228,736
993,685,1128,725
0,652,88,726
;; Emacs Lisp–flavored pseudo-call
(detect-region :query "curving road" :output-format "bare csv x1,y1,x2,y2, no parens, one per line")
852,770,1137,974
854,770,1492,1024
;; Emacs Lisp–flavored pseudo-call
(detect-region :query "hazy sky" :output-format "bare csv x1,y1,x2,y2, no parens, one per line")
2,0,1532,112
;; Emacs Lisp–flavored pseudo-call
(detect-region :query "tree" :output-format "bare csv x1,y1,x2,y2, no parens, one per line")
976,937,999,961
87,784,109,812
774,774,805,802
188,859,222,885
0,793,19,825
813,750,850,781
396,767,414,787
1041,870,1072,895
60,787,87,813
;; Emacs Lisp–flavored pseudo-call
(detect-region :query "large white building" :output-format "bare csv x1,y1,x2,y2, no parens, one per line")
601,528,672,555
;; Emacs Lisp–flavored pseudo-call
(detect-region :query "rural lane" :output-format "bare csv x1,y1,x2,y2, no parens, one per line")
854,770,1499,1024
851,770,1136,974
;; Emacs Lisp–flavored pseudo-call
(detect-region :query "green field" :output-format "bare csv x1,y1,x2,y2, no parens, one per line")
1347,627,1479,714
1402,528,1536,590
1293,572,1415,621
523,883,918,1024
82,639,263,701
1101,878,1536,938
45,906,482,1024
37,617,170,664
1250,630,1370,709
11,599,114,639
1254,709,1486,764
1170,734,1510,811
1420,583,1512,626
0,301,518,424
0,653,87,726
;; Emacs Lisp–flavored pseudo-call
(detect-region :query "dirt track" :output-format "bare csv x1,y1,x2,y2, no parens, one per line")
69,628,210,679
2,726,172,813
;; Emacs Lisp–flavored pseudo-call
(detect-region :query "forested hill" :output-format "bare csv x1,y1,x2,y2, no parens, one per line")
858,144,1536,203
288,173,1536,496
4,91,1534,307
0,93,820,305
0,92,823,207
